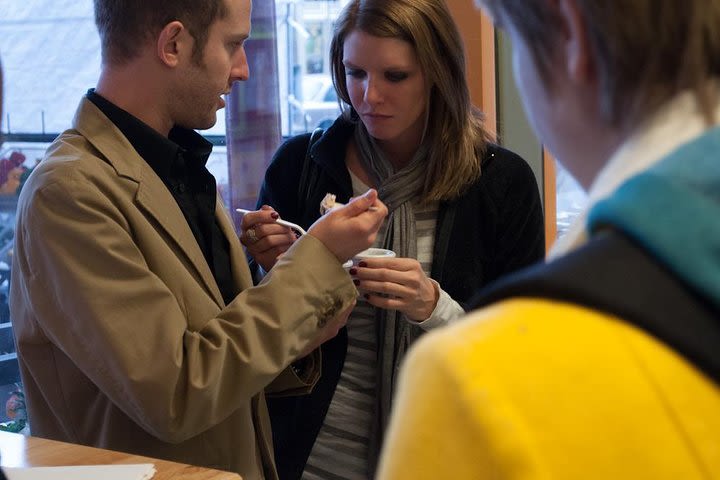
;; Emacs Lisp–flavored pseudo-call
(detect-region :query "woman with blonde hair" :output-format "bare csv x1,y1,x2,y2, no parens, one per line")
241,0,544,477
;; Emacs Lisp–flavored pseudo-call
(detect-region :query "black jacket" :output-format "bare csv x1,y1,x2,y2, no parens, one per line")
256,117,545,479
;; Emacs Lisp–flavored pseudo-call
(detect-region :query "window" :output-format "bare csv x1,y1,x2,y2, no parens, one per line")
276,0,348,137
0,0,351,202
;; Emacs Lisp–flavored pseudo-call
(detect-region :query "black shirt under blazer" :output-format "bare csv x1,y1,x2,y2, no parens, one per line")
255,117,545,479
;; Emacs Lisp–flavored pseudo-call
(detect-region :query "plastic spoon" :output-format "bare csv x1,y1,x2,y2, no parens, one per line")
235,208,307,236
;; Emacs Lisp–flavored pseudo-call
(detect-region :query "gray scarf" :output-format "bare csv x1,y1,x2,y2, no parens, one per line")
354,123,429,471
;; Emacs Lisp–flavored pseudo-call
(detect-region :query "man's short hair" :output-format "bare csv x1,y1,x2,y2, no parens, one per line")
481,0,720,126
94,0,227,65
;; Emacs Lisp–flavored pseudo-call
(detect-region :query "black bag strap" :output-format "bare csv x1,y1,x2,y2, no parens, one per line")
470,230,720,384
297,128,324,207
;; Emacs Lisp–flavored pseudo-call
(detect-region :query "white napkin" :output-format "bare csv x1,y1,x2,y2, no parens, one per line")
3,463,156,480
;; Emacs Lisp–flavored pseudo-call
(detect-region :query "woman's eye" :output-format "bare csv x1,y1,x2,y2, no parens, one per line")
386,72,409,82
346,69,365,79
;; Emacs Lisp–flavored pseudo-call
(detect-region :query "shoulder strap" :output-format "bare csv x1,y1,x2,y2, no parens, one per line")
470,231,720,384
297,128,324,207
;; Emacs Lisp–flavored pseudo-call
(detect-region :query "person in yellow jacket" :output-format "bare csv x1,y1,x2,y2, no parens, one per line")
376,0,720,478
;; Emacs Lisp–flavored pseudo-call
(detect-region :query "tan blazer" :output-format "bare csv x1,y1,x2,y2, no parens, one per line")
10,98,356,480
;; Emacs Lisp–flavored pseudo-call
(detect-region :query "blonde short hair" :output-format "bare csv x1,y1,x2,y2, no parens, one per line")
480,0,720,127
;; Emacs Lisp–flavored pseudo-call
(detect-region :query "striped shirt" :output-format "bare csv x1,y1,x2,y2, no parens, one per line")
302,172,464,479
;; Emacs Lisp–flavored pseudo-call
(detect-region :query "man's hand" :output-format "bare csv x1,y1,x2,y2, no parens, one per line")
307,189,387,262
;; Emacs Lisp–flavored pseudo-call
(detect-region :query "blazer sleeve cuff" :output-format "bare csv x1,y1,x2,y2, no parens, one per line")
266,347,322,396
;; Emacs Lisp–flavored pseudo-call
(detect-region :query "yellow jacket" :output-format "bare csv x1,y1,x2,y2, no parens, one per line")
377,299,720,479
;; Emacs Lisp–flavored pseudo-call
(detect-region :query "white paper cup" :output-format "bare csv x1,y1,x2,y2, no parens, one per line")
352,248,396,265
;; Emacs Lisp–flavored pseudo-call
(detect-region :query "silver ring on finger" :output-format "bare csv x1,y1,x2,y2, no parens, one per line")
246,227,259,244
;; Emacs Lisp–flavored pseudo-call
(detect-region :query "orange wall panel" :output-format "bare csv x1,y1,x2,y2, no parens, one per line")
447,1,497,136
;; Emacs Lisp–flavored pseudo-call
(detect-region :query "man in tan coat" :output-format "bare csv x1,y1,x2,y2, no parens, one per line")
9,1,387,479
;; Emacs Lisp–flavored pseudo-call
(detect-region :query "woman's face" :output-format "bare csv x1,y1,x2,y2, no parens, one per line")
343,29,429,149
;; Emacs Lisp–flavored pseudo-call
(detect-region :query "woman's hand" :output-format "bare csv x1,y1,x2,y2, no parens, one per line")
240,205,297,272
350,257,439,321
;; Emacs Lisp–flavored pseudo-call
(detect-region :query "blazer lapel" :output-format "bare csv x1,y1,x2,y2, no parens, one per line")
215,200,254,291
72,98,225,306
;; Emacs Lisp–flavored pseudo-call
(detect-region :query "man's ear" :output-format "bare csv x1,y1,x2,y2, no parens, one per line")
558,0,595,84
156,21,190,68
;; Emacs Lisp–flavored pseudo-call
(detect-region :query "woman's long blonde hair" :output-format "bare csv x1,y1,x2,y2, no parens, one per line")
330,0,491,203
